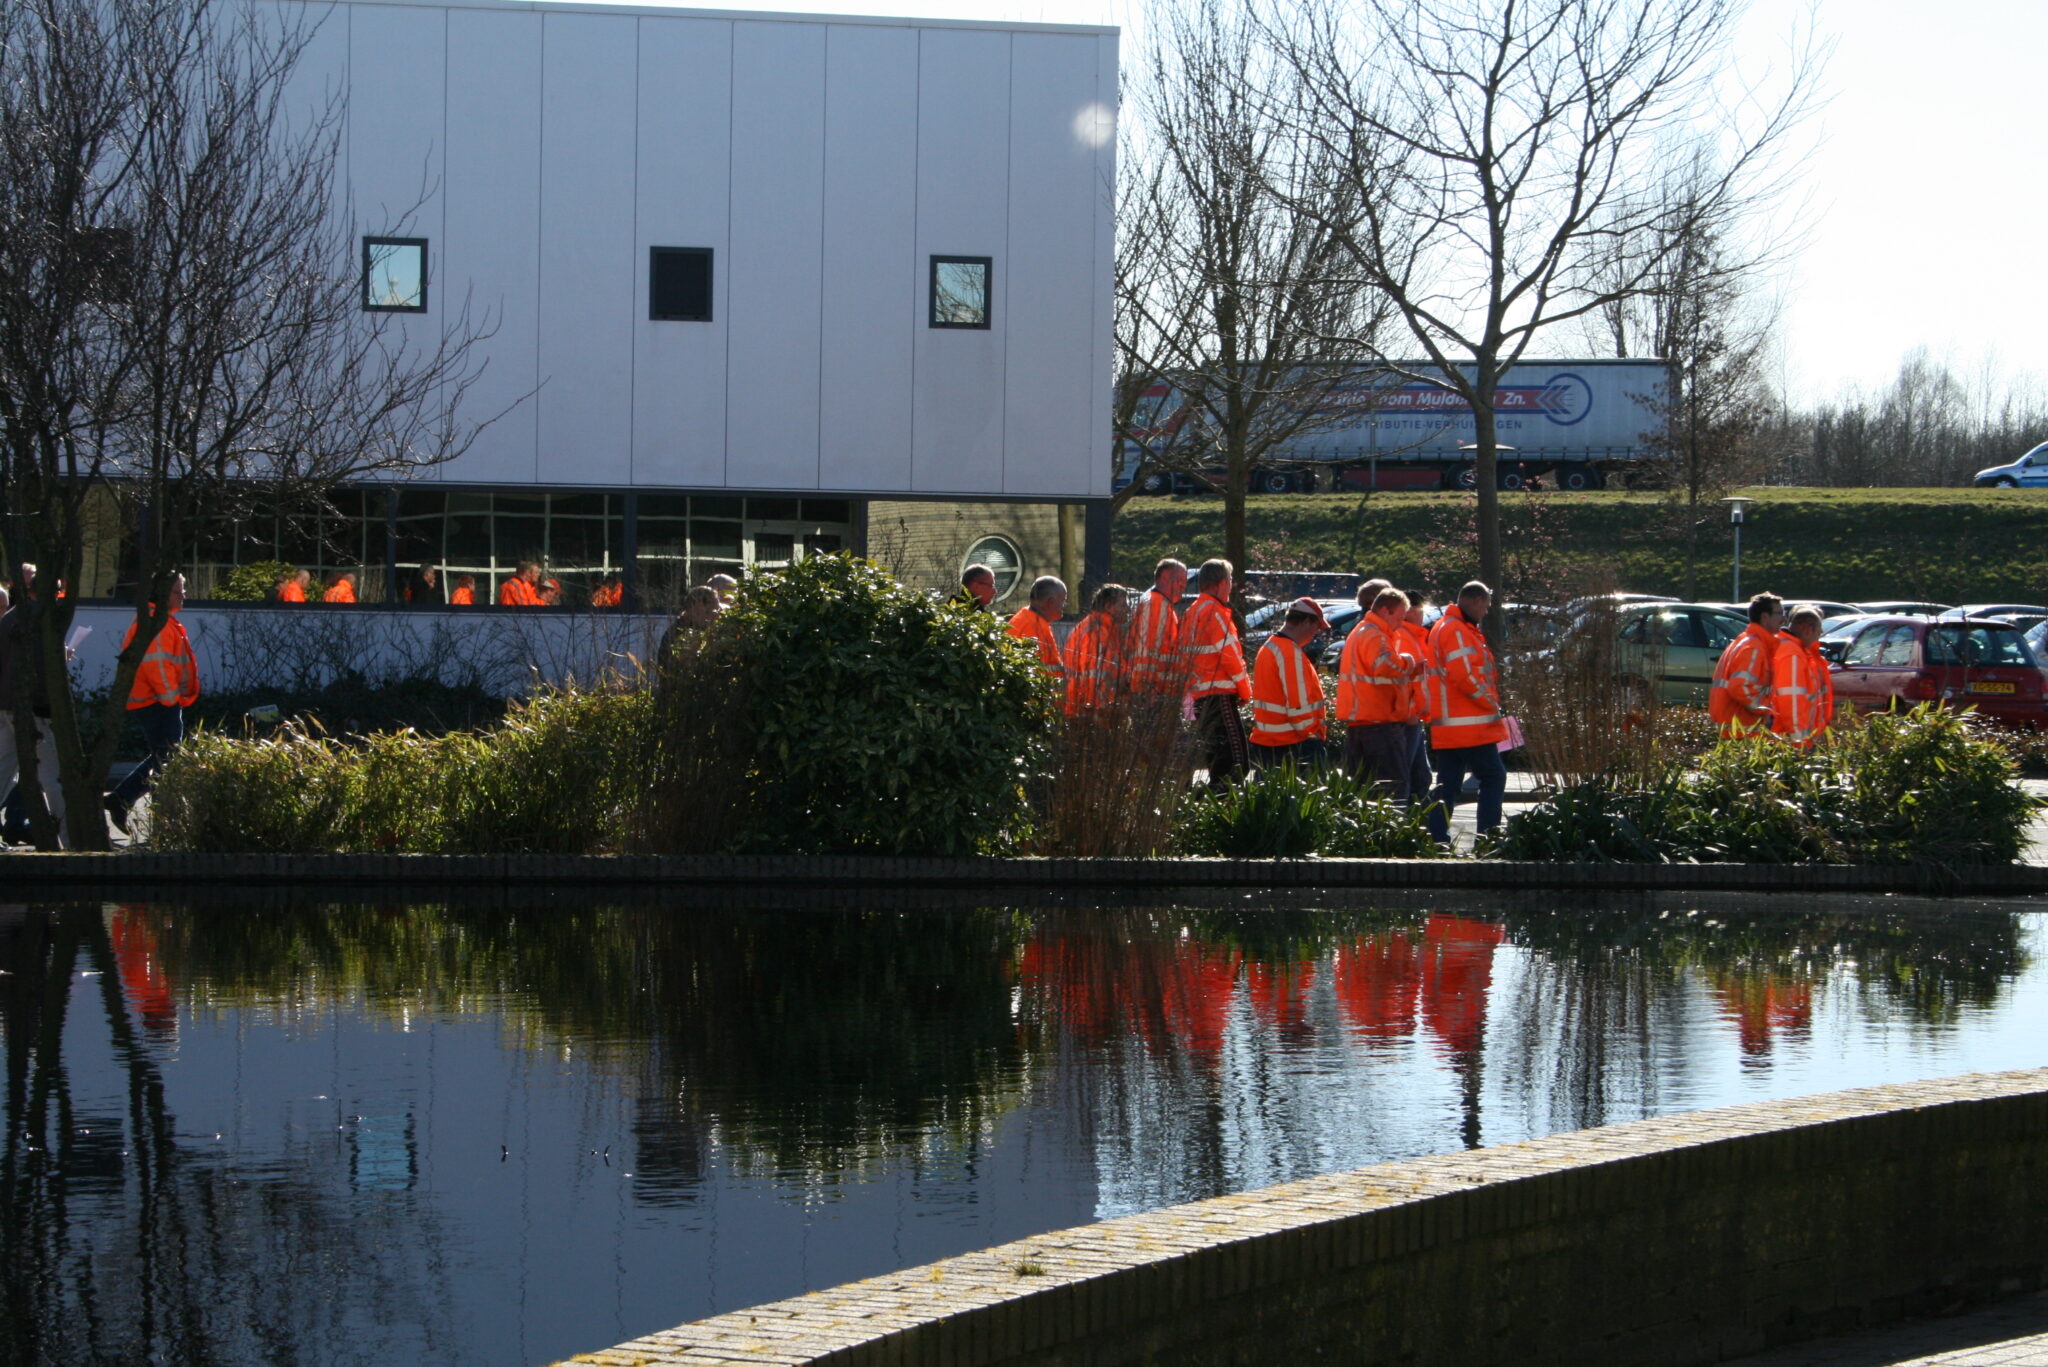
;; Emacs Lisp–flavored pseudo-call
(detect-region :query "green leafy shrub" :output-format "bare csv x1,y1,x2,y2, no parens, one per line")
1487,705,2034,866
1174,764,1443,859
659,554,1056,856
213,560,295,601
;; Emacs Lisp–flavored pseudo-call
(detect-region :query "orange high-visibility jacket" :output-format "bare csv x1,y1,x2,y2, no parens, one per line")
1250,633,1327,747
322,579,356,603
121,613,200,711
1427,610,1509,749
498,577,541,607
1184,596,1250,701
1064,610,1126,713
1771,635,1834,747
278,580,306,603
449,586,475,605
1710,623,1778,732
1127,587,1184,693
1007,604,1065,679
1336,614,1417,724
590,583,623,607
1399,619,1438,724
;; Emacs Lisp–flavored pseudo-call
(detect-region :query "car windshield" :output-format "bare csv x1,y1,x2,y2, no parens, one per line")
1927,626,2034,667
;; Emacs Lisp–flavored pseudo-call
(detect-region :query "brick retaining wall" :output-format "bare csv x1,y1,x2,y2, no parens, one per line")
560,1068,2048,1367
5,851,2047,896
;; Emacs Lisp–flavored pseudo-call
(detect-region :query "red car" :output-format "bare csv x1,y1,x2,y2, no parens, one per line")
1822,615,2048,727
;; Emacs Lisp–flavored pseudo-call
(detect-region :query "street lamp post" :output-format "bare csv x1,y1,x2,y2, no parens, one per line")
1721,497,1756,600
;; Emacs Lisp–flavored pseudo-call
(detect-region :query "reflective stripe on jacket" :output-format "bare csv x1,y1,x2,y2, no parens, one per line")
1064,611,1124,713
1250,633,1326,746
1427,611,1509,749
1710,623,1778,731
1771,636,1834,747
498,577,540,606
121,613,200,711
1127,588,1184,693
1007,604,1066,679
1336,615,1415,724
1184,596,1251,700
1399,620,1439,723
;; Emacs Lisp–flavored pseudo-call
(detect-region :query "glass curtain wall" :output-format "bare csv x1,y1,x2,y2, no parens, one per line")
133,489,853,607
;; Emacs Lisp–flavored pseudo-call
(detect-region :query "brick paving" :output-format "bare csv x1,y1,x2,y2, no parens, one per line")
1727,1293,2048,1367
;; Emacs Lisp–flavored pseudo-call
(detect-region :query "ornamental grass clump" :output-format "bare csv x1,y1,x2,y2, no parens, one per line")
1173,764,1442,859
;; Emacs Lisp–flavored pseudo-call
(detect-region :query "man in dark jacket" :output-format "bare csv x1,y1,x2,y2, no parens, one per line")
0,563,68,846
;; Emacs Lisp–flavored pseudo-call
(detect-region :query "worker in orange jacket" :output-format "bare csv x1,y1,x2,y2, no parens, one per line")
321,570,357,603
105,573,201,834
1064,584,1132,714
1710,592,1784,736
1338,587,1422,794
449,573,477,606
1006,575,1068,681
1426,580,1510,840
1771,604,1835,748
1184,558,1252,786
1250,597,1330,764
1394,591,1441,812
277,568,310,603
498,562,544,606
1127,557,1189,694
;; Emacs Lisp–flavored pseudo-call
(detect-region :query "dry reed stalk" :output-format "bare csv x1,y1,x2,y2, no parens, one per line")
1029,685,1194,858
1504,602,1676,789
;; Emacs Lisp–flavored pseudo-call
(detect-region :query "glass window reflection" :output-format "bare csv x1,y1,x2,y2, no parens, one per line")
363,237,427,313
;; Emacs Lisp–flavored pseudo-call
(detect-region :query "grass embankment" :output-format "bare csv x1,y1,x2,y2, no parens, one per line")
1111,488,2048,603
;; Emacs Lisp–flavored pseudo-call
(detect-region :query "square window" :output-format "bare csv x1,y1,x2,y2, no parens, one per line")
363,237,427,312
650,247,713,321
930,256,991,329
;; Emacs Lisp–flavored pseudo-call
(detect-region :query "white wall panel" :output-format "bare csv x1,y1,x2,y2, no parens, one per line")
725,21,827,490
1091,33,1119,497
912,30,1011,494
632,16,732,488
536,12,638,486
819,25,918,493
347,4,445,399
1002,34,1099,498
441,8,543,485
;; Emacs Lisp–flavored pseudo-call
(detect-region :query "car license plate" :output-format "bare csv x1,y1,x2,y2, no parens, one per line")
1969,681,2017,695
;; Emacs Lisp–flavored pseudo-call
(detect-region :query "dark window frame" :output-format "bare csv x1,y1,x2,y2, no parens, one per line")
362,236,429,313
929,255,993,330
649,246,715,322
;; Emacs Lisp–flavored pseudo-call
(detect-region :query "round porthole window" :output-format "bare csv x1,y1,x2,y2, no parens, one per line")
962,534,1024,604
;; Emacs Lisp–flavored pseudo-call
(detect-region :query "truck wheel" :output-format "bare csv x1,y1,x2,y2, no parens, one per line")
1448,464,1477,491
1258,470,1294,494
1560,467,1596,492
1497,467,1526,491
1140,472,1172,494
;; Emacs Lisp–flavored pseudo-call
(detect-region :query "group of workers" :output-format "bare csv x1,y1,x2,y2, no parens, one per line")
976,557,1512,841
1707,594,1837,746
268,564,648,608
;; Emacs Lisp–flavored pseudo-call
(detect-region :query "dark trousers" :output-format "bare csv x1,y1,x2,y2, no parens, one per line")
109,703,184,814
1343,722,1410,793
1401,723,1433,810
1251,736,1328,771
1428,740,1507,840
1195,694,1250,787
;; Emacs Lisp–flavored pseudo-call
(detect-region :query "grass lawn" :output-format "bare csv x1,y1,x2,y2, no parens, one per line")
1109,487,2048,605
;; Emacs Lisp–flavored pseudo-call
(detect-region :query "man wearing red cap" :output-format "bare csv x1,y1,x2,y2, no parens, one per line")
1249,597,1329,766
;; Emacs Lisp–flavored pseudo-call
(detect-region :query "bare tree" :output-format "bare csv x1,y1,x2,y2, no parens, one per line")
1114,0,1389,599
1263,0,1817,632
1594,156,1777,598
0,0,498,849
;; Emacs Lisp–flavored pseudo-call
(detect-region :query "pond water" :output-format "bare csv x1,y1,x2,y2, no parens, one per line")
2,893,2045,1367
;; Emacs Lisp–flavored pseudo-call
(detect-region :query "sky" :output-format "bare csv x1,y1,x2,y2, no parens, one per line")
575,0,2040,409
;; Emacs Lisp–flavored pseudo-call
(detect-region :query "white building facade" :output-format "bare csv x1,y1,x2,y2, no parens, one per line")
101,0,1117,610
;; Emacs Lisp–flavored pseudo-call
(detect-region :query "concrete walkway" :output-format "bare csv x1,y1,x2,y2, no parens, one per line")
1726,1292,2048,1367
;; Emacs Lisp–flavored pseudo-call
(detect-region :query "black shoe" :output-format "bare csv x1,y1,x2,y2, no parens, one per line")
103,796,129,835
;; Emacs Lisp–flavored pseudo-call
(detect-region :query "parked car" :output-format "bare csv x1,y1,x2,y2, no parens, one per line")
1852,601,1949,617
1537,601,1747,705
1242,598,1361,668
1973,442,2048,488
1563,591,1678,619
2029,620,2048,664
1821,616,2048,727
